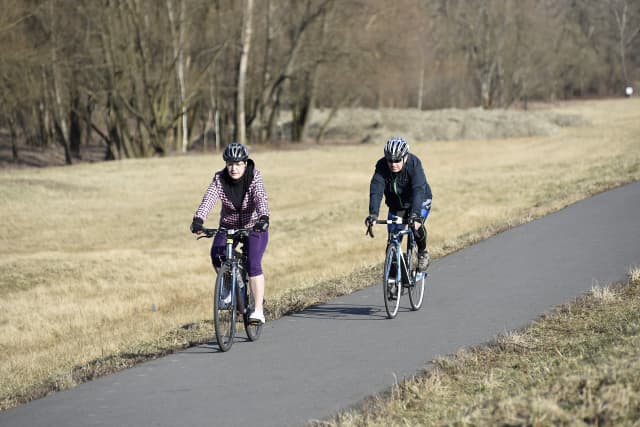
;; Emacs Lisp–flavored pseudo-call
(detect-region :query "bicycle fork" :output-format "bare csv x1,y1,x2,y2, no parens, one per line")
387,239,403,285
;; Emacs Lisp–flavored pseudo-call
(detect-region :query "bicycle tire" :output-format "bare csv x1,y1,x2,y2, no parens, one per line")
383,244,401,319
407,246,425,310
242,273,263,341
214,264,236,352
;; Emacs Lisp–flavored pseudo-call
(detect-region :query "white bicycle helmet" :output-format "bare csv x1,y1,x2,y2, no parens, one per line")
383,137,409,162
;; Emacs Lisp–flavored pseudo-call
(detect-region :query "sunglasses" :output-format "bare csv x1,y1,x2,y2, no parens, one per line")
386,158,403,164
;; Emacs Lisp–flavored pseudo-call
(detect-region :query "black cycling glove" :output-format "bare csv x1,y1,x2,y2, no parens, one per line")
365,215,377,238
365,215,378,227
253,215,270,232
190,217,204,234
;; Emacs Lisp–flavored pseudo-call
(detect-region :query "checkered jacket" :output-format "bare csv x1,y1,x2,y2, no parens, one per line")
194,167,270,228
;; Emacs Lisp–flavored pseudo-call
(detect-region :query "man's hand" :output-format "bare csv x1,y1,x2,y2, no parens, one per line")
190,217,204,234
365,214,378,227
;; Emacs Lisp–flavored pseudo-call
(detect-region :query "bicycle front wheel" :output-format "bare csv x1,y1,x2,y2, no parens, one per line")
214,264,236,352
383,244,401,319
407,248,425,310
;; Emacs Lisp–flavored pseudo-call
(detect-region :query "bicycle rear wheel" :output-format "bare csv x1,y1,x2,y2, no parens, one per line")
407,247,425,310
383,244,401,319
214,264,236,352
242,275,263,342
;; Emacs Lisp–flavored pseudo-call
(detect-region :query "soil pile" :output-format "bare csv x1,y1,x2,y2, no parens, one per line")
305,107,588,143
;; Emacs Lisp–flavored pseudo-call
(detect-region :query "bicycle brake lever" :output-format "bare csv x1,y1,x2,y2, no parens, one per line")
366,225,374,238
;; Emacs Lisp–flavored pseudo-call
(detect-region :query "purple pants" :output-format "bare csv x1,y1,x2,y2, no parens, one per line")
210,230,269,277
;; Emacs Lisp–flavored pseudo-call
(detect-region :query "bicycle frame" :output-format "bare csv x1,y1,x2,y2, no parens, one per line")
379,217,416,287
222,230,246,311
387,226,416,287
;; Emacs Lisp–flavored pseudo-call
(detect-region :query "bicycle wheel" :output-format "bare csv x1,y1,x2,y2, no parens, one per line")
242,276,263,342
214,264,236,352
407,246,425,310
383,244,401,319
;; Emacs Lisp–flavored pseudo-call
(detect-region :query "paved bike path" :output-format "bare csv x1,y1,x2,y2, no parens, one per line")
2,182,639,427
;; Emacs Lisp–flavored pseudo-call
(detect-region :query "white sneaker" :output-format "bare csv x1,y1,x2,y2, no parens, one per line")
418,251,430,272
219,287,232,308
249,310,265,324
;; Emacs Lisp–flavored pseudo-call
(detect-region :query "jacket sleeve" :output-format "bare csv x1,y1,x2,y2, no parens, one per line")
252,170,270,217
369,160,386,216
410,156,429,216
194,173,222,221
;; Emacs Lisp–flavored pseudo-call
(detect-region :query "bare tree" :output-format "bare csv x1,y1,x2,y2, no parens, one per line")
607,0,640,85
167,0,189,152
236,0,254,146
2,0,639,165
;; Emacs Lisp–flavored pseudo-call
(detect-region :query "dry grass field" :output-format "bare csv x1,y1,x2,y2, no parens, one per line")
1,98,639,409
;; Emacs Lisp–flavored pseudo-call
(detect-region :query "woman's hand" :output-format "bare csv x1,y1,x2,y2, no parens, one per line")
190,217,204,234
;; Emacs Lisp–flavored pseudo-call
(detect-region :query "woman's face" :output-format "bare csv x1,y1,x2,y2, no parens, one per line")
226,161,247,180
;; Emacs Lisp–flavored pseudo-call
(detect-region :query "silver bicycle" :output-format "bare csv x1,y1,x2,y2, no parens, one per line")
367,215,426,319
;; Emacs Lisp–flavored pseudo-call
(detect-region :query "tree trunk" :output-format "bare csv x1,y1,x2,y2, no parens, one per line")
236,0,254,146
258,0,274,142
167,0,189,152
49,0,72,165
417,56,425,110
69,89,82,159
8,116,19,162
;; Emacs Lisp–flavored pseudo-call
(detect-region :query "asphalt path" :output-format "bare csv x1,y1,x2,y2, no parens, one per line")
2,182,639,427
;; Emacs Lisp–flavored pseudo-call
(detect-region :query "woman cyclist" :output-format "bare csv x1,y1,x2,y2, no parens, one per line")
365,137,432,271
190,142,270,324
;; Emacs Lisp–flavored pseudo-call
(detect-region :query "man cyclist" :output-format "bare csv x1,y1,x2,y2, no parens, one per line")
365,136,432,271
190,142,270,324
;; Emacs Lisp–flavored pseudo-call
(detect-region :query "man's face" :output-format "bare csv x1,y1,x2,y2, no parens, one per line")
387,156,405,173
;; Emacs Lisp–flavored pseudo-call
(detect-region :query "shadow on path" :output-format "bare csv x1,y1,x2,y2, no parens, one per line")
289,303,411,320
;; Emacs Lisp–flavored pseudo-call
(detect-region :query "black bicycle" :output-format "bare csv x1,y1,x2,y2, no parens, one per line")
198,227,262,352
367,215,426,318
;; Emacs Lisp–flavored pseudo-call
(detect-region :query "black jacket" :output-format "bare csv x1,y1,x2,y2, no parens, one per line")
369,153,432,216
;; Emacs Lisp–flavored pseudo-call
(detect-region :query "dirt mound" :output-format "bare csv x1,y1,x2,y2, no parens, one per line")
305,107,589,143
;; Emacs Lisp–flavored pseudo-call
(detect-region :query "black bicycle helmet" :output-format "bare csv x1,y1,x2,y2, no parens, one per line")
383,137,409,162
222,142,249,162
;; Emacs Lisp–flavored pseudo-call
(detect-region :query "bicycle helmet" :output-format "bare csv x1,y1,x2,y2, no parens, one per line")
222,142,249,162
383,137,409,162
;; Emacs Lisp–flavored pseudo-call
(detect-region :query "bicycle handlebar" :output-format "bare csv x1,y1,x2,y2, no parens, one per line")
366,216,408,238
196,226,253,240
374,218,405,225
